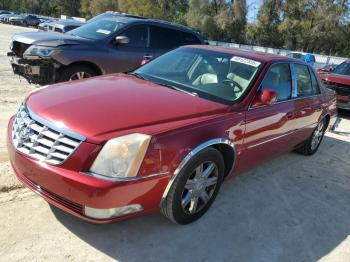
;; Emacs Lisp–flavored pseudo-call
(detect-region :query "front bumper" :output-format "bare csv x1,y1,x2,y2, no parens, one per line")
7,117,169,223
8,55,56,85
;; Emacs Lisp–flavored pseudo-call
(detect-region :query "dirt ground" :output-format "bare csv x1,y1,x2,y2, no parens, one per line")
1,23,350,262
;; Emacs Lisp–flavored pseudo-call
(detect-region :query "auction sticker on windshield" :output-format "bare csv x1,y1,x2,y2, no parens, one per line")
96,29,111,35
231,56,261,67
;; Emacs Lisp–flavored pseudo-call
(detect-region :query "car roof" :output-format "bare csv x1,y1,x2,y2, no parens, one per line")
97,12,201,35
186,45,305,64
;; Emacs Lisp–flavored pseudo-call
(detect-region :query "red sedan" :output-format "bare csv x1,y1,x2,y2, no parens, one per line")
7,46,337,224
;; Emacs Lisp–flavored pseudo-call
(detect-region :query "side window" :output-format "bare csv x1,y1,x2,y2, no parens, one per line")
179,31,201,45
121,25,148,48
150,26,181,50
294,64,313,97
309,68,321,95
261,63,292,101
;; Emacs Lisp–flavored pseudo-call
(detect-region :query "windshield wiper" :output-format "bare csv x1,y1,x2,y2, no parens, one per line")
157,83,198,97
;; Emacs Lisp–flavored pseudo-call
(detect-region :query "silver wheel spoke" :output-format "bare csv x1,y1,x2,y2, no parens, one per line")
202,163,215,178
185,179,194,190
182,191,192,207
200,191,210,203
195,164,203,177
189,197,198,214
70,72,91,81
206,176,218,187
311,121,324,150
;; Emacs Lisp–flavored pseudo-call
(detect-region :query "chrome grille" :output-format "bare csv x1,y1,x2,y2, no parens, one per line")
12,104,83,165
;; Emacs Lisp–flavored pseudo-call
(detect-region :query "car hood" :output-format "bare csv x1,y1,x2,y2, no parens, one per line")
320,73,350,86
26,74,228,143
12,31,88,47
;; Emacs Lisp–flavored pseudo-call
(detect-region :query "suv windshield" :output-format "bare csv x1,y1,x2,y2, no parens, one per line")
68,19,125,40
135,47,262,104
332,61,350,76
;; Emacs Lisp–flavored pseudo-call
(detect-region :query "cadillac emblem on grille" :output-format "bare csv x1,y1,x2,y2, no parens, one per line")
12,103,84,165
18,125,33,144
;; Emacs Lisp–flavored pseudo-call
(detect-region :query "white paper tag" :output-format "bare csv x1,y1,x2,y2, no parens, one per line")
231,56,261,67
96,29,111,35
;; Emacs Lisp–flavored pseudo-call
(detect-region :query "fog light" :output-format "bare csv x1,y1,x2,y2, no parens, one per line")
84,204,143,219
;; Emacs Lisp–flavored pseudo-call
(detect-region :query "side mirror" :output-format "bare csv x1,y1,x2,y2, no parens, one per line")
115,36,129,45
252,88,278,107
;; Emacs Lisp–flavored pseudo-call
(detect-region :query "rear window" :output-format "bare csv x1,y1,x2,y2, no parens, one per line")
150,26,200,50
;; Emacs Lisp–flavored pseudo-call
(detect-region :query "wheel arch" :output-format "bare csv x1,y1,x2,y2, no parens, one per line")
161,138,236,203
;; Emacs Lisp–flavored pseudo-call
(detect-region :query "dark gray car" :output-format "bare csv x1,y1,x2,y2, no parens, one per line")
7,14,205,85
9,14,41,27
39,19,85,33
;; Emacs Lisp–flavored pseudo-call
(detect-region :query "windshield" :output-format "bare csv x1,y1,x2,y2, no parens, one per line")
135,48,262,104
332,61,350,76
68,19,125,40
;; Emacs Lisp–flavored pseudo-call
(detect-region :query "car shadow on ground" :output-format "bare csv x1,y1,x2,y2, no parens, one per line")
51,134,350,262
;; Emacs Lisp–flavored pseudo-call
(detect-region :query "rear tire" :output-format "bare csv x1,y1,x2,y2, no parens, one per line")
161,147,225,224
296,118,327,156
58,65,98,83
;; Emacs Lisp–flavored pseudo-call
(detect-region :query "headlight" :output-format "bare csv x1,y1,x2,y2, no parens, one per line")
23,45,60,58
90,133,151,180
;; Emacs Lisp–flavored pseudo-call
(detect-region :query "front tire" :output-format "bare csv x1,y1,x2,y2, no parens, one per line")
296,118,327,156
58,65,98,83
161,147,225,224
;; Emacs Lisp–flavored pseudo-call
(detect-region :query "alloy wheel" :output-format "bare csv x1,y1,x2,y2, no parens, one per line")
311,120,325,151
181,161,219,215
69,71,92,81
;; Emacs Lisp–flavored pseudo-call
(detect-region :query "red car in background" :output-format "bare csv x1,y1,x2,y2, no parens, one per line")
318,60,350,110
7,46,336,225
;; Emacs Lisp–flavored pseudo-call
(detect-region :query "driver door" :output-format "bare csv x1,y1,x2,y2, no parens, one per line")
108,25,150,73
238,63,297,172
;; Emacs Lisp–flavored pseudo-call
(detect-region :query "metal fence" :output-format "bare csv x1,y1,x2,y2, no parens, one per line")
209,41,348,69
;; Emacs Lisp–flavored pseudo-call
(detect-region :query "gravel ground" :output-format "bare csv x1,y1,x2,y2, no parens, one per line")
1,23,350,262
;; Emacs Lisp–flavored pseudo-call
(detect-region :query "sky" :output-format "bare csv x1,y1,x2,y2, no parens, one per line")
247,0,263,23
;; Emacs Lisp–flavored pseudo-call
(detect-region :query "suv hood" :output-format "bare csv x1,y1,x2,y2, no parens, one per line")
12,31,88,47
26,74,228,143
320,73,350,86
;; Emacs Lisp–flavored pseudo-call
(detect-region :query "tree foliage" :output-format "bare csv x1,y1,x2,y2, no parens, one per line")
1,0,350,56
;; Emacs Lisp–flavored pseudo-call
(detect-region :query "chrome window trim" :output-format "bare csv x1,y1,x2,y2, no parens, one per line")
80,171,169,182
27,105,86,141
160,138,236,202
249,61,323,110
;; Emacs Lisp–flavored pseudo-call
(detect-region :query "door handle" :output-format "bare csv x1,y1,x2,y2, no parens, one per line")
143,55,153,60
286,112,293,119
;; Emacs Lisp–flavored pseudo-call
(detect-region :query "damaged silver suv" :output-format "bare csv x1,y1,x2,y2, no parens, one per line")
7,13,204,85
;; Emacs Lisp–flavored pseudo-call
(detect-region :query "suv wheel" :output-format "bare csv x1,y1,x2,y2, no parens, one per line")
59,65,98,82
161,147,225,224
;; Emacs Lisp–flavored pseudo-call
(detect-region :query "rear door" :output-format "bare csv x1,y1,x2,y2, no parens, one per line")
291,63,323,142
239,63,297,170
108,24,150,72
148,26,201,61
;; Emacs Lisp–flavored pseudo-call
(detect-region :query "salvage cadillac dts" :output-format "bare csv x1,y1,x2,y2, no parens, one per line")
7,46,337,224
